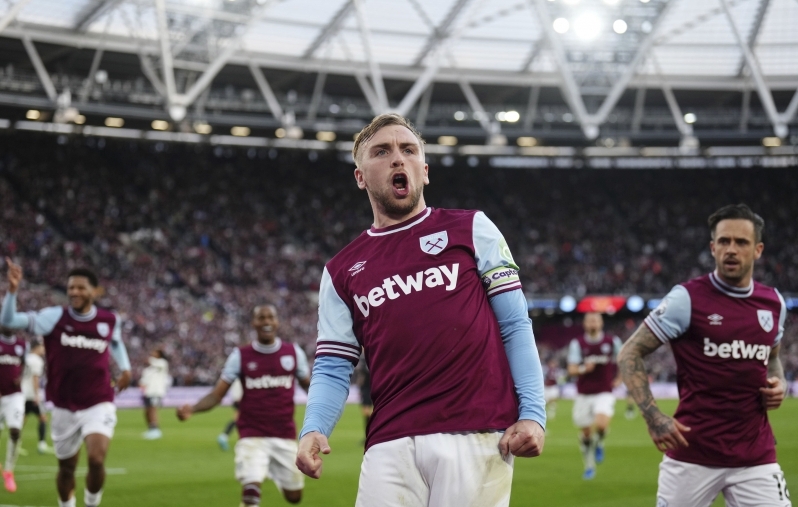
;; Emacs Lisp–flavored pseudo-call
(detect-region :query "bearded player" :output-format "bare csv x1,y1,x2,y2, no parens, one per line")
567,312,622,480
0,326,26,492
296,113,546,507
619,204,791,507
177,305,310,506
1,260,131,507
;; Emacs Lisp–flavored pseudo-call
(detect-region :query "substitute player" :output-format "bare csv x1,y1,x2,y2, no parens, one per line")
22,341,54,454
177,305,310,506
619,204,791,507
0,326,26,492
567,312,622,480
296,113,546,507
140,348,170,440
1,260,132,507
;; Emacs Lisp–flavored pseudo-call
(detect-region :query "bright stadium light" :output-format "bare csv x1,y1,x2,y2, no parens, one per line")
437,136,458,146
454,111,466,121
316,131,336,142
613,19,628,34
559,296,577,313
26,110,41,120
151,120,169,131
684,113,697,124
627,295,645,312
553,18,570,34
194,122,212,134
105,117,124,128
496,111,507,122
504,110,520,123
573,13,603,40
73,115,86,125
275,128,286,138
517,137,538,147
762,137,782,147
231,126,250,137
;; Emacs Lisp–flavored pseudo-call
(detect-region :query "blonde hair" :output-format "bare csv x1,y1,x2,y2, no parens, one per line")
352,113,425,166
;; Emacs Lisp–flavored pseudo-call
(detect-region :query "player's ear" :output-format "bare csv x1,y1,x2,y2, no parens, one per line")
423,163,429,185
354,166,366,190
754,242,764,260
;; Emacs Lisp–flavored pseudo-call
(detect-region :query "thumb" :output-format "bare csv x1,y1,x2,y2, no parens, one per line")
497,431,511,457
674,419,691,432
318,435,331,454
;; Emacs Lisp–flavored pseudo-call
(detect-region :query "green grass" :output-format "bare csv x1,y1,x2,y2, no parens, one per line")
3,399,797,506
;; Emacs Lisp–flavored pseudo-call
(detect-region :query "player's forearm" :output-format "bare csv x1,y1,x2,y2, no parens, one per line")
618,327,666,428
300,355,353,438
0,293,30,329
191,392,223,413
767,351,786,386
491,290,546,428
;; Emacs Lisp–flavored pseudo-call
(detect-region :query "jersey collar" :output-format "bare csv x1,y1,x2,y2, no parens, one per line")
67,305,98,322
367,207,432,237
709,271,753,298
253,338,282,354
583,331,605,344
0,335,16,344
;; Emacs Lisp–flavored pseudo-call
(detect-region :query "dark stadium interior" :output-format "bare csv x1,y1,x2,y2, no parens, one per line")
1,132,796,385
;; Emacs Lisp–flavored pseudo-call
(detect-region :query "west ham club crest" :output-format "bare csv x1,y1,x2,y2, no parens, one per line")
757,309,774,332
419,231,448,255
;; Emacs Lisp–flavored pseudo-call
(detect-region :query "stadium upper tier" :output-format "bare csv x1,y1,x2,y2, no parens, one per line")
0,132,796,383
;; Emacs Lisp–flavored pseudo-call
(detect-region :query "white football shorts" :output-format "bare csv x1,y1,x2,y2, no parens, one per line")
356,432,514,507
657,455,792,507
572,392,616,428
51,402,117,460
544,385,560,403
0,392,25,430
234,437,304,491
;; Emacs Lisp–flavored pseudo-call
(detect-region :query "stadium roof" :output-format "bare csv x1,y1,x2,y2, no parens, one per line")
0,0,796,143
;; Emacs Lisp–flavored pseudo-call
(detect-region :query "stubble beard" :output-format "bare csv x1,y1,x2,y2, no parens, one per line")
370,184,423,219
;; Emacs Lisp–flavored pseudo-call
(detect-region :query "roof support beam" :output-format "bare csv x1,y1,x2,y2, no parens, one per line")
721,0,787,137
306,71,327,122
631,87,646,134
21,35,57,101
784,89,798,124
519,40,545,73
353,0,388,112
739,88,750,132
78,47,104,103
459,80,498,134
74,0,121,32
0,0,33,34
154,0,177,103
249,63,284,122
302,0,354,59
736,0,770,76
355,72,381,115
415,83,433,129
411,0,471,66
522,85,539,131
139,54,167,98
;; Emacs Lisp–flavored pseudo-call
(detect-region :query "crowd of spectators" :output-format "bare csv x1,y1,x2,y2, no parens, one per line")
0,132,795,384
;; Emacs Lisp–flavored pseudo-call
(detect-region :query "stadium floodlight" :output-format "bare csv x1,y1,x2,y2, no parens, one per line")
517,137,538,147
316,131,336,142
26,110,41,120
553,18,570,34
275,128,286,138
105,117,124,128
193,122,212,135
438,136,458,146
151,120,169,131
231,126,250,137
683,113,697,124
169,105,187,122
504,111,520,123
627,295,645,312
762,137,782,147
559,296,577,313
454,111,466,121
573,13,603,41
613,19,627,34
73,115,86,125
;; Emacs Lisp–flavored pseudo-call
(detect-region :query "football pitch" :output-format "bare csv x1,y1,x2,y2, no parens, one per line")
4,399,796,507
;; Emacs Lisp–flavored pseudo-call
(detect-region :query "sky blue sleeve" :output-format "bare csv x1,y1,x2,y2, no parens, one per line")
109,315,131,371
2,293,62,335
644,285,691,343
299,355,354,438
220,349,241,384
294,344,310,380
567,339,582,365
490,290,546,429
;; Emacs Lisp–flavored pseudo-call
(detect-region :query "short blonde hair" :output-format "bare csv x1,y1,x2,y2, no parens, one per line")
352,113,425,166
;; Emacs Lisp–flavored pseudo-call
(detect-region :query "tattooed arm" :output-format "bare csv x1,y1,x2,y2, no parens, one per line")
760,344,786,410
618,325,691,452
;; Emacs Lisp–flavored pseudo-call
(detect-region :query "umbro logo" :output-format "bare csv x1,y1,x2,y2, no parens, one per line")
708,314,723,326
349,261,367,277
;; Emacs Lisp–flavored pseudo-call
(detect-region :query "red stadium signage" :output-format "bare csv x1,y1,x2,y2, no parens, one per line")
576,296,628,314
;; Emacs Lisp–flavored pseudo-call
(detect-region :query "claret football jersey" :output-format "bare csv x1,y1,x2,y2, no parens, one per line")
644,271,787,467
316,207,523,449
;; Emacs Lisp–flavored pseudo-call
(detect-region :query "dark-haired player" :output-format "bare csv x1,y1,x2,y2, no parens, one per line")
177,305,310,507
0,325,26,492
1,259,131,507
619,204,791,507
296,113,546,507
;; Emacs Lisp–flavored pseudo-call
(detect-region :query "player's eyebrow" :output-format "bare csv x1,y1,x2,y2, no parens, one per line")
370,141,419,152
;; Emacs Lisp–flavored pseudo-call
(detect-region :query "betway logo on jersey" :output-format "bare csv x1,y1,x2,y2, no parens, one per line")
245,374,293,390
0,355,21,366
353,263,459,317
60,333,108,353
703,338,770,365
582,354,611,365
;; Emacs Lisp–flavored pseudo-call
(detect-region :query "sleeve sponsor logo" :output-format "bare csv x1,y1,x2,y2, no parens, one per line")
703,337,770,364
60,333,108,353
244,374,293,390
353,263,459,318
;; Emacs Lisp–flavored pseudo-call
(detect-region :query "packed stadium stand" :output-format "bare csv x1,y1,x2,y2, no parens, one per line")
1,132,796,384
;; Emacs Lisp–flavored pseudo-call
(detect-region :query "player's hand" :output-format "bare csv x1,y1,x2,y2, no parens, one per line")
176,404,193,421
760,377,785,410
115,370,131,392
296,431,331,479
646,412,690,452
583,361,596,374
5,257,22,293
498,419,545,459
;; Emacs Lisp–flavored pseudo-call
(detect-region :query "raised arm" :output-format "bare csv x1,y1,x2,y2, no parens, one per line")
176,378,232,420
618,325,690,452
1,258,30,329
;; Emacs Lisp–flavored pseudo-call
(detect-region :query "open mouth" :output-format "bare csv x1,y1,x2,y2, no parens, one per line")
392,173,409,196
